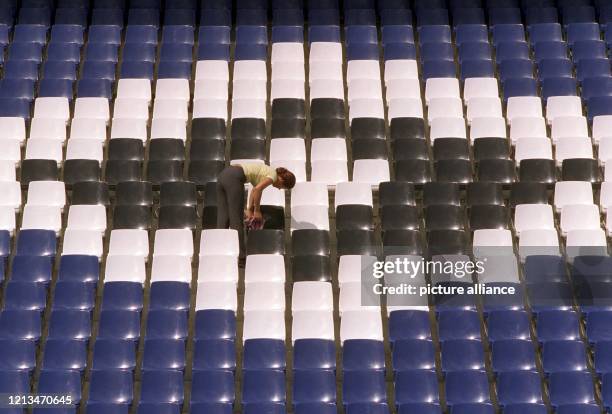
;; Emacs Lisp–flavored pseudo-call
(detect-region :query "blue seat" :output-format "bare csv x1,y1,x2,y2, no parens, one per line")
458,42,492,63
487,310,530,342
445,370,490,405
91,9,124,27
453,8,486,27
0,24,8,46
587,311,612,345
85,42,119,62
538,58,573,80
51,25,84,45
526,7,559,26
502,77,539,101
149,282,189,311
47,308,91,339
0,9,12,29
577,58,612,83
195,310,236,340
573,255,612,284
293,370,336,405
346,43,379,61
504,403,547,414
348,403,392,414
11,255,53,284
394,369,438,405
82,61,116,80
524,255,566,284
588,96,612,121
242,369,286,404
158,62,192,79
389,310,431,342
58,255,99,283
198,26,230,45
567,22,600,45
236,26,267,45
135,403,181,414
582,75,612,100
450,404,494,414
0,79,35,100
88,369,134,404
528,282,574,313
53,281,95,311
491,24,525,45
0,370,29,395
418,25,452,44
343,370,385,404
165,9,195,26
491,339,537,374
55,7,87,26
495,41,530,63
272,25,304,43
595,341,612,376
536,310,580,343
460,59,495,79
234,44,267,61
422,60,457,80
128,9,159,26
497,371,543,407
97,310,141,340
562,6,596,26
346,25,378,45
441,339,485,372
549,371,595,408
200,9,231,27
438,310,481,341
4,282,46,311
159,43,193,62
417,9,450,27
308,9,339,26
572,40,607,62
293,339,335,370
13,24,47,44
120,61,154,80
102,282,143,311
0,231,8,258
140,370,184,404
3,61,39,81
46,42,81,62
197,43,230,61
242,403,286,414
42,339,87,371
529,23,562,43
383,43,417,61
343,339,385,371
542,340,588,375
346,9,377,26
43,61,78,80
236,9,266,26
243,339,286,370
272,9,304,27
39,79,74,100
488,7,522,25
146,310,188,340
533,41,568,61
92,338,136,370
421,42,455,61
122,43,156,62
143,339,186,371
191,369,234,403
38,370,81,403
294,403,336,414
125,26,158,45
481,282,525,314
190,403,233,414
89,25,121,45
0,339,36,372
382,25,414,45
193,339,236,371
558,404,602,414
392,339,435,372
308,25,341,43
0,98,31,119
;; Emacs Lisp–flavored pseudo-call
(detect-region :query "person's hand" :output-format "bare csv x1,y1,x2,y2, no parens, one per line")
253,210,263,221
244,209,253,220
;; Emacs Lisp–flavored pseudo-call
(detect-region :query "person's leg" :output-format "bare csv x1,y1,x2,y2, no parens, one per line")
225,173,246,259
216,174,229,229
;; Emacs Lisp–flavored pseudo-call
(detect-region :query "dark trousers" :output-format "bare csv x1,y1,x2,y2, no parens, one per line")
217,166,246,258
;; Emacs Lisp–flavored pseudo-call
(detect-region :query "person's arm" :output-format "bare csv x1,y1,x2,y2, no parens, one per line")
249,178,273,220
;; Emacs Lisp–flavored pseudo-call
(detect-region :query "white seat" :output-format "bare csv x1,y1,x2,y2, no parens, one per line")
194,79,229,101
387,98,424,119
232,79,267,100
349,99,384,121
472,229,514,257
425,78,461,105
24,139,63,164
110,118,148,142
65,139,104,162
506,97,543,124
566,229,608,258
29,118,67,141
551,116,589,142
292,282,333,313
546,96,583,124
33,97,70,123
155,79,190,102
311,160,349,186
113,98,149,120
230,159,265,166
0,139,21,165
199,229,239,257
463,77,499,103
0,182,21,210
242,310,286,341
470,117,507,140
593,115,612,145
518,229,560,259
348,79,383,102
271,79,305,100
309,79,345,100
0,161,15,181
478,256,520,283
335,182,373,208
514,137,552,165
554,137,593,166
66,204,106,233
605,210,612,236
104,255,146,283
69,118,107,142
117,79,152,103
427,97,463,124
514,204,555,235
347,60,381,82
309,62,344,83
152,99,188,122
309,42,342,63
271,43,304,63
244,282,285,312
430,117,467,141
151,255,192,283
291,182,329,207
26,181,66,209
291,205,330,231
62,229,103,257
383,255,427,286
21,205,62,233
270,160,307,182
0,117,25,143
339,282,380,315
270,138,306,162
73,97,110,123
245,254,286,284
153,229,194,259
606,164,612,182
601,182,612,212
192,98,228,121
231,99,267,120
197,255,239,284
560,204,601,234
150,118,187,141
554,181,594,212
108,229,149,259
340,309,383,342
338,255,377,285
195,60,229,81
509,117,548,144
466,97,503,124
233,60,267,81
353,160,390,186
196,282,237,311
0,206,15,233
292,310,335,342
271,61,306,81
598,136,612,166
384,59,419,83
260,187,285,208
385,78,421,101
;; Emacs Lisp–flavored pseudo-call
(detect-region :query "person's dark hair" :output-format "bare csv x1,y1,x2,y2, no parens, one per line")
276,167,296,189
